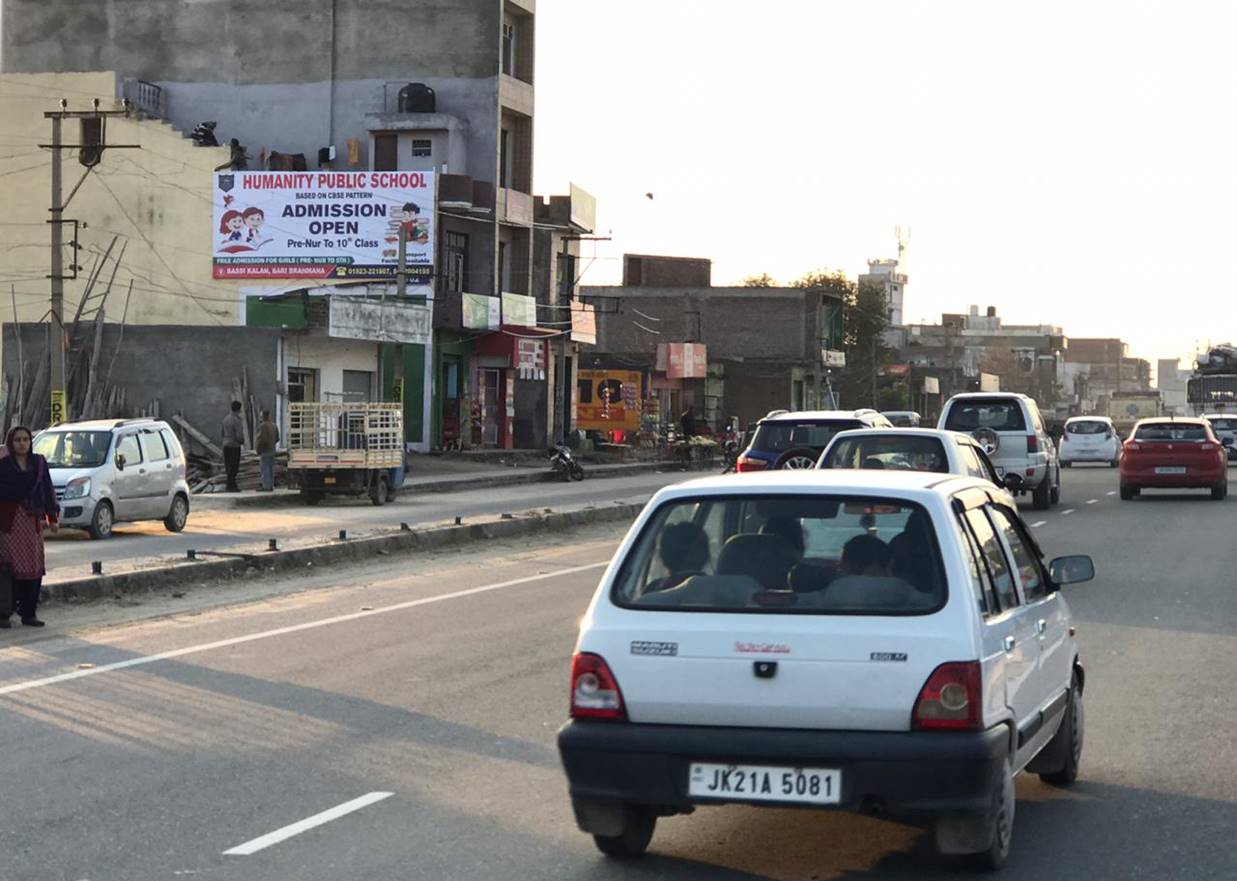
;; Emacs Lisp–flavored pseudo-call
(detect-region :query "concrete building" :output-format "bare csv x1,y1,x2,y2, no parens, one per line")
1,0,595,449
1156,357,1191,416
859,256,908,327
1062,338,1151,415
582,264,846,432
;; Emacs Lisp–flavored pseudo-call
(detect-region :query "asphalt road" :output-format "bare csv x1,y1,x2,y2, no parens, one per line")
3,465,1236,880
42,470,687,582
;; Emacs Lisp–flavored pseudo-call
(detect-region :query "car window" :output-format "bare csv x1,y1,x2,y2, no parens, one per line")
1207,418,1237,431
943,399,1028,433
957,515,998,616
612,495,945,615
115,433,142,465
989,507,1049,602
160,429,183,460
32,430,112,468
751,420,862,453
955,442,988,479
964,507,1019,611
821,435,948,473
140,430,169,462
1135,423,1207,441
1067,420,1109,435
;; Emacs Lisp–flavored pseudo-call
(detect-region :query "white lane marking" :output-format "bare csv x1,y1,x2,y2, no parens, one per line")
1086,499,1098,505
1107,491,1117,496
1031,521,1047,528
0,561,609,697
223,792,393,856
1062,509,1075,516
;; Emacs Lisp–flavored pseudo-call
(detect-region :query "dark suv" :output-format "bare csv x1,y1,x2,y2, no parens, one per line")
736,410,894,471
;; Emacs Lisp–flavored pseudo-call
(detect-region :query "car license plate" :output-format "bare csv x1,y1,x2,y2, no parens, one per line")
688,763,841,805
1155,466,1186,475
324,476,337,485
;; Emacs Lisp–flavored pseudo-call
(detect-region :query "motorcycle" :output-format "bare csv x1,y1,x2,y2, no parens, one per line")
720,420,742,474
549,444,585,481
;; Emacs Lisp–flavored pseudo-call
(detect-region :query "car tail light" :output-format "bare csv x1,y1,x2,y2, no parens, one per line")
736,456,766,473
1125,441,1141,453
1026,435,1039,453
570,652,626,721
912,661,982,731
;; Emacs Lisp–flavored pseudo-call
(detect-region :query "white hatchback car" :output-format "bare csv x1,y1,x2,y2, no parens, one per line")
559,471,1094,870
1058,417,1120,468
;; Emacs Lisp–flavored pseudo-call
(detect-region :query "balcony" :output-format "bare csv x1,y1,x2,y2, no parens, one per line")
497,188,534,226
500,75,534,117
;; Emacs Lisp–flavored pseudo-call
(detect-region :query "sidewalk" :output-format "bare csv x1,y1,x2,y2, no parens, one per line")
201,456,673,510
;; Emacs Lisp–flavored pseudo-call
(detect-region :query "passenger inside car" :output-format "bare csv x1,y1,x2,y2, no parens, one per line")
644,522,711,593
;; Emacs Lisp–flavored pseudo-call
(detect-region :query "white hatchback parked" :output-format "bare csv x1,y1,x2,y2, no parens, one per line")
558,471,1094,870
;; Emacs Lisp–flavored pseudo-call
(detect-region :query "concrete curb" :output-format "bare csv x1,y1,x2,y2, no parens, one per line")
45,502,644,603
210,460,671,508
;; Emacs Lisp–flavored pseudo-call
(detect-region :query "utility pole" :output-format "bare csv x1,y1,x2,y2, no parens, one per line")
393,222,407,414
42,99,136,425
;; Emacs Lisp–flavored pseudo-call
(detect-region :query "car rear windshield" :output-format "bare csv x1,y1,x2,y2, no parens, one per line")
750,421,862,453
611,495,946,615
821,436,949,473
32,430,111,468
1067,420,1109,435
1135,424,1208,441
943,399,1027,433
1207,418,1237,431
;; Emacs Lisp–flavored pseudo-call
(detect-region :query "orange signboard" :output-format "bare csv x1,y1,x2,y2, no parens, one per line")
577,369,642,432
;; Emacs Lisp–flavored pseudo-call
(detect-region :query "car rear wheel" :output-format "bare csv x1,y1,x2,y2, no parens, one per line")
1050,470,1061,506
1211,481,1227,501
592,807,656,859
935,758,1014,871
774,447,819,470
1032,476,1051,510
163,494,189,532
1119,484,1138,500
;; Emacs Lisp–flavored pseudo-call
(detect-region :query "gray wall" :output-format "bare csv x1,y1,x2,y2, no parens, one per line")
1,0,503,179
581,287,826,362
3,323,280,442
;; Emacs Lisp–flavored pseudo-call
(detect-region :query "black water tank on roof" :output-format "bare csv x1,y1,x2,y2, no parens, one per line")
398,83,436,113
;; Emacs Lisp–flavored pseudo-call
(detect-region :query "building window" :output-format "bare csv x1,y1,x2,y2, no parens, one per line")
288,367,319,403
502,21,516,76
556,253,576,301
411,138,432,158
499,129,511,188
444,231,469,293
498,241,510,293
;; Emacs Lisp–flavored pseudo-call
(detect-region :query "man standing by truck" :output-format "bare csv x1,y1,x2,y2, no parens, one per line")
221,401,246,493
256,410,280,492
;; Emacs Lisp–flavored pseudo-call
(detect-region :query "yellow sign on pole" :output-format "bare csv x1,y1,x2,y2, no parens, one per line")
50,389,66,425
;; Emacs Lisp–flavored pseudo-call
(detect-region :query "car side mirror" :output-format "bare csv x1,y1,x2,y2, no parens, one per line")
115,453,126,470
1003,473,1024,490
1049,555,1094,586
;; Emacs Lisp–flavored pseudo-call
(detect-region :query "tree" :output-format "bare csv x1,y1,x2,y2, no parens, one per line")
741,272,778,287
793,270,893,409
978,348,1062,411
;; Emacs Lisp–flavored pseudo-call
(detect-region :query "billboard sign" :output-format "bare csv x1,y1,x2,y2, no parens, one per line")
463,293,500,330
659,342,707,379
571,301,597,345
502,292,537,327
212,171,435,281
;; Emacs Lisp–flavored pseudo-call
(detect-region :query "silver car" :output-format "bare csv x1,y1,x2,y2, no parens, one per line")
34,419,191,539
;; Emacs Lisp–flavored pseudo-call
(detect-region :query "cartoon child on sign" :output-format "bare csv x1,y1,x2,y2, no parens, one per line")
389,202,429,245
242,207,271,248
219,209,246,249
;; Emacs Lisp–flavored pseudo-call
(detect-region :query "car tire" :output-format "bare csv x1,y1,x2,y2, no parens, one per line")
935,758,1014,871
1211,481,1227,501
1119,484,1137,500
1032,475,1051,510
1040,672,1084,786
592,807,656,859
88,500,114,540
773,447,819,470
163,494,189,533
1050,469,1061,506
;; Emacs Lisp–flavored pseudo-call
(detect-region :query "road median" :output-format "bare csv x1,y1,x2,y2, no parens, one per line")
45,502,644,604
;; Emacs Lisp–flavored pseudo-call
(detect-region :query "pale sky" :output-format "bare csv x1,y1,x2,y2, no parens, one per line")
533,0,1237,372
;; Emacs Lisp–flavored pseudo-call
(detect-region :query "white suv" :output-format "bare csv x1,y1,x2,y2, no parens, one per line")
558,471,1094,870
939,393,1061,510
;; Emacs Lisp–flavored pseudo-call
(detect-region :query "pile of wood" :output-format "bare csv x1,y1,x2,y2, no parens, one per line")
187,450,289,494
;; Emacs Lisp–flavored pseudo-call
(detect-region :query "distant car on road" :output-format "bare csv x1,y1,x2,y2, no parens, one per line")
735,410,893,472
880,410,921,427
938,393,1061,510
558,470,1095,869
34,419,191,540
1119,418,1228,500
1201,413,1237,461
1058,416,1121,468
818,427,1016,502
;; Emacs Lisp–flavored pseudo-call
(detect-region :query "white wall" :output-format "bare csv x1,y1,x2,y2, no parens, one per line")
284,335,380,399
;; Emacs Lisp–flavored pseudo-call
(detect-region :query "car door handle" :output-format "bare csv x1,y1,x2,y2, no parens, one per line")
1004,635,1017,653
1037,619,1048,635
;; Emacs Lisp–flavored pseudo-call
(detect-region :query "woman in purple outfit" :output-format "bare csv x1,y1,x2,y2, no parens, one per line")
0,426,59,627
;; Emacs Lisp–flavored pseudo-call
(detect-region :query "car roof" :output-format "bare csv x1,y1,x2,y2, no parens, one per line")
1133,416,1206,426
944,393,1030,402
759,410,880,423
1065,415,1113,423
652,469,989,502
44,419,165,431
827,427,973,443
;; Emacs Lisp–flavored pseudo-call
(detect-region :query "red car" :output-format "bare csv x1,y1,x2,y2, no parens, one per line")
1119,418,1228,500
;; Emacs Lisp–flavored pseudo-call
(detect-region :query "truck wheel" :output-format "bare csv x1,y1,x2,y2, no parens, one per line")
370,475,389,506
301,489,323,506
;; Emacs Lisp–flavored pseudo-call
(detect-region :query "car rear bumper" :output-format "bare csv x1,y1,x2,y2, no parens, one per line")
1120,468,1226,487
558,720,1009,824
1060,445,1118,462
